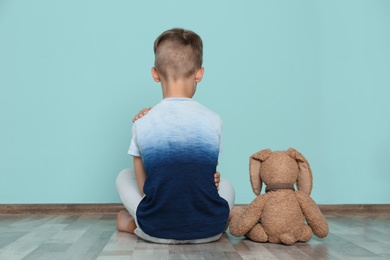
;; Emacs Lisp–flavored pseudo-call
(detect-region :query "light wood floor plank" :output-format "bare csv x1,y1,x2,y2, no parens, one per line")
0,213,389,259
0,219,66,259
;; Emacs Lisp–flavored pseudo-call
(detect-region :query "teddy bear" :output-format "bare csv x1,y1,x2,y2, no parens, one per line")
229,148,328,245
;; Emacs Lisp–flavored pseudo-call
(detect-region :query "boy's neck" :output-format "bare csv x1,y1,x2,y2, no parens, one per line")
161,79,197,99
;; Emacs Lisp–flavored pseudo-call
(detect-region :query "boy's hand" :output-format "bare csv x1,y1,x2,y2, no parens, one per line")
214,171,221,190
132,107,152,122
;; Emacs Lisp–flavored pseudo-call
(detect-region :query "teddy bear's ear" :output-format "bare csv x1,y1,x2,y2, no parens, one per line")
250,149,272,195
287,148,313,194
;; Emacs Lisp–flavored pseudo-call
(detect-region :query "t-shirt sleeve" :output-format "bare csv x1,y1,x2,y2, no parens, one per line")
128,124,140,156
219,117,223,154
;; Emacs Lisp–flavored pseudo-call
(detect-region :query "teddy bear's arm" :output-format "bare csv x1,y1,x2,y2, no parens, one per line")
229,195,267,237
296,191,329,238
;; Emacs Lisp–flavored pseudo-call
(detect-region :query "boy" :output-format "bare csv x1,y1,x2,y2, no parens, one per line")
116,28,235,244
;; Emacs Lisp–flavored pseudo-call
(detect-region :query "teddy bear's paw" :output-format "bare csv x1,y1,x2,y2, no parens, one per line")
312,223,329,238
245,224,268,243
228,207,247,236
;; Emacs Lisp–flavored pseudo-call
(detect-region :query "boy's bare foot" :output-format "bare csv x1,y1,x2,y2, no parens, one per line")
117,210,137,233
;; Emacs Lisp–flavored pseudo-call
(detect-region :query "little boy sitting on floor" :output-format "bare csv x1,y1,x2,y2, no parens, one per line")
116,28,235,244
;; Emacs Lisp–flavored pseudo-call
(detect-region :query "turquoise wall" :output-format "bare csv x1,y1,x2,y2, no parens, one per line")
1,0,389,204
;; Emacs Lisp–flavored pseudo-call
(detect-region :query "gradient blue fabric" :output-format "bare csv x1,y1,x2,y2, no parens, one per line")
128,98,229,240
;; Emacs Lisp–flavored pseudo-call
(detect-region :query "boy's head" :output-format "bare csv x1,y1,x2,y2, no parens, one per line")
153,28,203,81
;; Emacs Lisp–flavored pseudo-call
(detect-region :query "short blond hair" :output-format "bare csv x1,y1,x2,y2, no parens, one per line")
154,28,203,81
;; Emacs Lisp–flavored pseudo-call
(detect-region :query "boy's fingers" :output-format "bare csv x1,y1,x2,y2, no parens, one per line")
142,107,152,114
132,107,152,122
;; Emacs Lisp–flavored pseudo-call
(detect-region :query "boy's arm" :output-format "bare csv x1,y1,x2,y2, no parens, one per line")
133,156,147,196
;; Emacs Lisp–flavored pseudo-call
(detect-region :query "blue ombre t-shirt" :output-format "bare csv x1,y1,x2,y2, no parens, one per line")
128,98,229,240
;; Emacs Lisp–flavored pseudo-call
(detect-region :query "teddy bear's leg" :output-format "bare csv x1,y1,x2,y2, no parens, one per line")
245,223,268,242
279,233,297,245
298,224,313,242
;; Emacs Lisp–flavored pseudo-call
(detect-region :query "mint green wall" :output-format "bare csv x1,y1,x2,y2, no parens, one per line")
1,1,389,204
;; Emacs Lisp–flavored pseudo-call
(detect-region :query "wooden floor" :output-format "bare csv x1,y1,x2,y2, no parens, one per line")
0,213,389,259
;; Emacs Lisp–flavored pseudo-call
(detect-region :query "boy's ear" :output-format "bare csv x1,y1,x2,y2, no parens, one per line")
151,67,161,82
195,67,204,83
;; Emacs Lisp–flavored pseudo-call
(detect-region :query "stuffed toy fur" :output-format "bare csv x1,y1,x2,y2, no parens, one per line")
229,148,329,245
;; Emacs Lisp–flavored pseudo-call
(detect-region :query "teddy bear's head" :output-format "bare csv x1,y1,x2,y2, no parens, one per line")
249,148,313,196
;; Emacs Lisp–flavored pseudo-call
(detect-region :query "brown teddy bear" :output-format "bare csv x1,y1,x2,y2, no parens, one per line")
229,148,329,245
